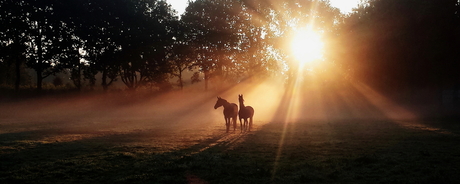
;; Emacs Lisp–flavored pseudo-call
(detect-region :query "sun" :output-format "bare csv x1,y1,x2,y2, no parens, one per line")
291,28,324,65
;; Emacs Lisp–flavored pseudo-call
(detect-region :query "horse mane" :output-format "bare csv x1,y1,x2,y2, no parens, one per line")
215,96,239,133
237,94,254,132
218,96,229,104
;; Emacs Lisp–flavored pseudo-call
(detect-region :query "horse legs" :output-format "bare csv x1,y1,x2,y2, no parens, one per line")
235,117,238,131
239,118,243,132
231,117,234,132
225,117,230,133
248,117,253,131
244,118,248,131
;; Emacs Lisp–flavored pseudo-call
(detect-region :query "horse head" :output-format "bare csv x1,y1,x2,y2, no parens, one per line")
238,94,244,103
214,96,225,109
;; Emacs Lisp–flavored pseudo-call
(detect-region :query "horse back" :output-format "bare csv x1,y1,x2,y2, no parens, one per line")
246,106,254,116
239,106,254,118
224,103,238,118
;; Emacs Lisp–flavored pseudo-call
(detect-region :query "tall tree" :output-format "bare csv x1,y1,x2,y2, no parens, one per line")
169,36,194,90
182,0,246,90
65,0,130,91
0,0,33,90
1,0,81,91
117,0,178,91
337,0,459,95
26,1,79,91
241,0,341,82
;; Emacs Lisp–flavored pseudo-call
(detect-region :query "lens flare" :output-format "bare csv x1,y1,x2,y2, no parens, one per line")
291,28,324,66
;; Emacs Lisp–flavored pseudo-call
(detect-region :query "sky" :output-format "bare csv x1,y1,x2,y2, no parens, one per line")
329,0,361,14
166,0,361,16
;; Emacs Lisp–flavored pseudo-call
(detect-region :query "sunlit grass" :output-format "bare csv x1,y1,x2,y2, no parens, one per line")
1,73,458,183
2,118,459,183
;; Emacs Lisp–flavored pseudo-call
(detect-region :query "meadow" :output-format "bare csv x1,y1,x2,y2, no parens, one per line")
1,84,459,183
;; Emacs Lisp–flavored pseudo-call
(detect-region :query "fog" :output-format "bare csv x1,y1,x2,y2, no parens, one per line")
0,77,446,150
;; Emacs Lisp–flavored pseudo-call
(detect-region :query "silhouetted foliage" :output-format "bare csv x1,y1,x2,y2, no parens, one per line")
169,31,194,90
182,0,247,90
1,0,459,99
1,0,38,90
52,76,63,87
191,72,202,84
336,0,460,95
241,0,341,82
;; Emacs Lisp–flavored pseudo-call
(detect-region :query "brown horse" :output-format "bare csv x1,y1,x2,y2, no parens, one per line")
238,94,254,132
214,97,238,133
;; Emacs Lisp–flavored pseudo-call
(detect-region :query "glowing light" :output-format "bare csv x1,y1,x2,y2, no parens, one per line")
329,0,361,14
291,28,324,66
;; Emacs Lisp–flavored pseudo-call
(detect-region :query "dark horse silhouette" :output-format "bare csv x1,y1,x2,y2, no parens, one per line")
238,94,254,132
214,97,238,133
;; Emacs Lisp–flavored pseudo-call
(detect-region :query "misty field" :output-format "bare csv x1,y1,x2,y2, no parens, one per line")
1,87,460,183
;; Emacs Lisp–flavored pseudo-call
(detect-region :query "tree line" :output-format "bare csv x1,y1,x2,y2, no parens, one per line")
1,0,459,97
336,0,460,94
336,0,460,107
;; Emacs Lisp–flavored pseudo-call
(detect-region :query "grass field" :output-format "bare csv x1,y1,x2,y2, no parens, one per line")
1,87,460,183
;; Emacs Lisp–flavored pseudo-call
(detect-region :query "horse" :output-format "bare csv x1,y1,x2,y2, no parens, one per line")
238,94,254,132
214,97,238,133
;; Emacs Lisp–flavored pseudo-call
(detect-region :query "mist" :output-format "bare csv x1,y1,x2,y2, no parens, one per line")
0,77,442,141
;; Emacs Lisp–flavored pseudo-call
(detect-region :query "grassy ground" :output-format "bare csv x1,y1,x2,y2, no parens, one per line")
1,83,459,183
1,118,459,184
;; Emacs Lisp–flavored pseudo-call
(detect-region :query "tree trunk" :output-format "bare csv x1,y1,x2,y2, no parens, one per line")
36,37,43,92
204,70,209,91
77,64,82,91
178,71,183,90
101,69,108,92
36,69,42,91
36,20,43,92
14,57,21,91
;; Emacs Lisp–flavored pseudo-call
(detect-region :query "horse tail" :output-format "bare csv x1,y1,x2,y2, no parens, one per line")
249,106,254,131
233,115,237,131
249,117,253,131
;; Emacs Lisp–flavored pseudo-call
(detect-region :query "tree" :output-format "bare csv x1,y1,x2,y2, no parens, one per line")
64,0,128,91
241,0,341,82
182,0,246,90
52,76,63,87
1,0,82,91
333,0,460,110
117,0,178,91
337,0,459,95
0,0,33,90
169,36,194,90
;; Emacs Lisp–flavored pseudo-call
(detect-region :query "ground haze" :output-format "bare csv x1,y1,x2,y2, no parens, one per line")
1,80,459,183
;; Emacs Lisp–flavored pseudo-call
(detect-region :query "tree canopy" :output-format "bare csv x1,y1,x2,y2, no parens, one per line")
0,0,459,97
336,0,459,92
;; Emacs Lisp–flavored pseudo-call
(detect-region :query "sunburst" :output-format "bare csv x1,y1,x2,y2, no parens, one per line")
291,27,324,66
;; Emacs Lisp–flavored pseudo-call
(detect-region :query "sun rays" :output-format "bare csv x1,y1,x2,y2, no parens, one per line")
291,27,324,66
0,76,454,183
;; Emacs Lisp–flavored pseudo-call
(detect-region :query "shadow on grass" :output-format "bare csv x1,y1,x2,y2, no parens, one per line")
1,119,460,184
0,125,258,183
1,85,460,183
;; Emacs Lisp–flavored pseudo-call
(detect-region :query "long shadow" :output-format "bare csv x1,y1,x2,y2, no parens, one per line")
2,84,459,183
187,120,460,184
332,83,389,120
0,125,253,183
2,117,460,183
271,80,389,122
